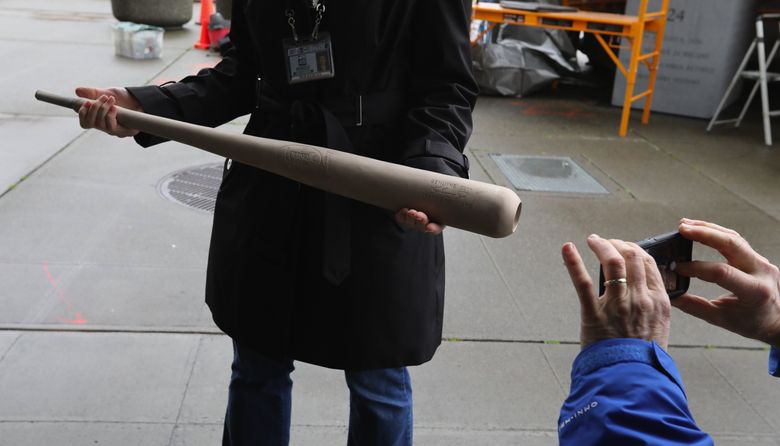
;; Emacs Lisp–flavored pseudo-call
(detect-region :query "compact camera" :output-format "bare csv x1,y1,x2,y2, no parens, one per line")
598,231,693,299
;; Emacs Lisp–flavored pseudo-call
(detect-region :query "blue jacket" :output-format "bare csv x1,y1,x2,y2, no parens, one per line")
559,338,713,445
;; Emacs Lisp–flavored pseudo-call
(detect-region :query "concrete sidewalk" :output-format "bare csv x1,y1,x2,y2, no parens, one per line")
2,1,780,444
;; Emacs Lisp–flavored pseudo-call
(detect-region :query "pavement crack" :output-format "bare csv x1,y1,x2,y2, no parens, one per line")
0,128,90,201
0,332,22,365
538,346,568,399
702,352,775,431
143,49,195,87
633,131,780,224
478,236,533,330
167,335,205,446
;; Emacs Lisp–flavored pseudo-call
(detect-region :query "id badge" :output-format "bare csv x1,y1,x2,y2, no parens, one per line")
282,32,335,84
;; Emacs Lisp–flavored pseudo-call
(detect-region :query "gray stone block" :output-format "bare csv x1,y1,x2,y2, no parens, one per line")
411,341,561,432
0,332,199,422
673,349,776,436
0,332,20,362
704,349,780,433
0,115,84,196
170,424,223,446
0,422,173,445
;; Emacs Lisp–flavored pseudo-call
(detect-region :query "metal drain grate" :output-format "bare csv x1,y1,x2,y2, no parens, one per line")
158,163,223,212
490,154,608,194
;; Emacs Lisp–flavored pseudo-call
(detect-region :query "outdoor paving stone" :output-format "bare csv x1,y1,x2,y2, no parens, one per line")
411,341,561,432
1,0,116,14
571,142,740,206
0,421,174,446
170,423,224,446
0,1,199,49
0,175,213,268
473,95,624,140
656,140,780,222
537,343,581,396
24,265,214,328
633,109,769,146
673,349,776,436
0,263,81,325
469,147,629,199
145,45,224,86
290,361,351,428
0,115,84,195
38,119,229,186
704,348,780,433
442,228,531,340
0,331,20,362
176,335,232,424
1,41,181,117
0,331,198,422
415,429,557,446
0,6,115,46
471,131,757,208
710,435,780,446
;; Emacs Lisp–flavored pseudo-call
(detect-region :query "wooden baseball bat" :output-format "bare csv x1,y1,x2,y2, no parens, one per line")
35,90,521,238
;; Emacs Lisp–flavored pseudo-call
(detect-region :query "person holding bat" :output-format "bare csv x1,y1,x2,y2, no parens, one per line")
75,1,478,445
558,218,779,444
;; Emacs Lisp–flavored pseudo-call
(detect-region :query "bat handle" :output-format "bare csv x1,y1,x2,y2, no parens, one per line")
35,90,87,113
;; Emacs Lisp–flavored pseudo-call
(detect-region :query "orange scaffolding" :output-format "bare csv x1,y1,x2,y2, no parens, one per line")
472,0,670,137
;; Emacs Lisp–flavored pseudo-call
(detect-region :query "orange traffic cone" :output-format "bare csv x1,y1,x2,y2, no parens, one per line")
194,0,215,49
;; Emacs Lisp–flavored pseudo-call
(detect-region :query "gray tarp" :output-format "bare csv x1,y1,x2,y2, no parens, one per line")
471,1,580,97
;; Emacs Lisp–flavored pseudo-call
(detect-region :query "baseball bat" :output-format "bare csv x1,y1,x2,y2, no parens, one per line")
35,90,521,238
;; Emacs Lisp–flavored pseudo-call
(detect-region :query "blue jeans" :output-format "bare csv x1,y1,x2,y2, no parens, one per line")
222,341,413,446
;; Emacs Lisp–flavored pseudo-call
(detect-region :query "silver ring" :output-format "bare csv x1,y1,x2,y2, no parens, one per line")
603,278,628,287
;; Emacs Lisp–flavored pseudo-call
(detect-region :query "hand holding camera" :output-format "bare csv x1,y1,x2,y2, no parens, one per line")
564,219,780,351
673,219,780,349
562,235,671,349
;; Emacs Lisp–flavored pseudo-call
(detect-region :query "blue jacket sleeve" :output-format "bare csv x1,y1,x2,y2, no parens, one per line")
770,347,780,377
559,339,713,445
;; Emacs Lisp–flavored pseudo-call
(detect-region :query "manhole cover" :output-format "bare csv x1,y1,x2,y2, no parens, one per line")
158,163,223,212
490,155,608,194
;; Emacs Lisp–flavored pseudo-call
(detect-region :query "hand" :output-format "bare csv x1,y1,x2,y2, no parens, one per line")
394,208,444,235
672,218,780,349
75,87,142,137
562,234,671,349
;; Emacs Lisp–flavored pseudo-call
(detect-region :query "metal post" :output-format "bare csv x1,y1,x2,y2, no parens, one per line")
757,17,773,145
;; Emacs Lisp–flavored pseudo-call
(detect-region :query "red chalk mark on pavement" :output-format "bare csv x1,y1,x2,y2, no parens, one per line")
510,101,596,119
42,262,87,325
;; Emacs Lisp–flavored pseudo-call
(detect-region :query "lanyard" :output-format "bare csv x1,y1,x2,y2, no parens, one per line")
285,0,326,42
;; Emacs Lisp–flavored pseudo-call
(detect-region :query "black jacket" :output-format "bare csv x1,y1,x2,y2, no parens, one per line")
127,0,477,369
